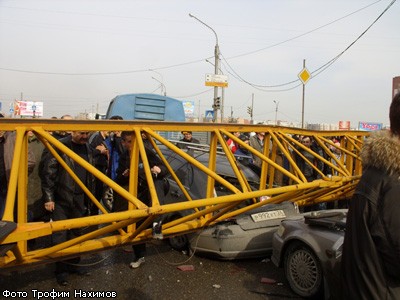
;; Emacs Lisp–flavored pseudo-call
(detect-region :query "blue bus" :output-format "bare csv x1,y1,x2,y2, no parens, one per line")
106,93,185,122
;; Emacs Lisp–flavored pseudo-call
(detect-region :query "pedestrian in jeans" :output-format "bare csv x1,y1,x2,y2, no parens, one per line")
114,131,167,268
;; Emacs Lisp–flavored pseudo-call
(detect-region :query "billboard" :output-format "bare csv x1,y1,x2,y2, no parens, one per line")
358,121,383,131
14,101,44,117
182,100,195,118
338,121,350,130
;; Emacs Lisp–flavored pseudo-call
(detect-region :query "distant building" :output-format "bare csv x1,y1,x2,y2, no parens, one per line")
76,112,89,120
307,123,340,130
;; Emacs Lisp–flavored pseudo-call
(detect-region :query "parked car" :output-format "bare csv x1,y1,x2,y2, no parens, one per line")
103,145,261,211
190,201,300,260
271,209,347,299
101,145,263,250
158,146,262,251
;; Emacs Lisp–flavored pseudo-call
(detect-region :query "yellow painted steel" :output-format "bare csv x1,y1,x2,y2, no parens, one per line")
0,119,369,269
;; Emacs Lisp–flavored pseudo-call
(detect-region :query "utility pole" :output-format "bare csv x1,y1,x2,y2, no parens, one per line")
301,59,306,129
189,14,220,123
206,58,224,123
247,93,254,124
213,42,220,122
220,85,225,123
273,100,279,125
198,99,201,121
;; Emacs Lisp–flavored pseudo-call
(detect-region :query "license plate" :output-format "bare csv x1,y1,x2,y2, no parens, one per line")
251,210,286,222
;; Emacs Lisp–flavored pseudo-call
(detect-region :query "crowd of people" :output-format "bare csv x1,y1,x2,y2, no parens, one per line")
0,114,168,285
40,115,169,285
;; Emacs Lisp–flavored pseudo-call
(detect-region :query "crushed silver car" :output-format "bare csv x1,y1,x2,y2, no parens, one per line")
190,201,300,260
271,209,347,299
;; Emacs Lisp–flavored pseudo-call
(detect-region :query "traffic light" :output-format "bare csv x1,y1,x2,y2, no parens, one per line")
214,97,221,109
247,106,252,116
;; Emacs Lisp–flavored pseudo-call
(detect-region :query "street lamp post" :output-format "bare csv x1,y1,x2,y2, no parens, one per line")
189,13,220,122
206,59,224,122
149,69,167,96
273,100,279,125
151,76,166,96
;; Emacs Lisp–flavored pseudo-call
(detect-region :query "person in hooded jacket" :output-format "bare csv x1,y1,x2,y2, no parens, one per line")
341,93,400,299
114,130,168,269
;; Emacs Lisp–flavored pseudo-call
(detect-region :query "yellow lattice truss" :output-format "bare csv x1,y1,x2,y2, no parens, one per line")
0,119,369,269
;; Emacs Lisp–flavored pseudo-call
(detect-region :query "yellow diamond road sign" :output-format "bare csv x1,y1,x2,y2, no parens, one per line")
298,68,311,85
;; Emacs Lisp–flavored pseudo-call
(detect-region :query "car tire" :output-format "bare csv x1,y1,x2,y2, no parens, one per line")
283,242,323,299
169,234,189,252
165,214,190,251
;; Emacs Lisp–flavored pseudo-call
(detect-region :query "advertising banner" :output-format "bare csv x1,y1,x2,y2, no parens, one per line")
14,101,44,117
338,121,350,130
182,100,195,118
358,121,383,131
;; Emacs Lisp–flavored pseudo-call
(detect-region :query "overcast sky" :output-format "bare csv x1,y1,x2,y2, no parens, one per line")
0,0,399,127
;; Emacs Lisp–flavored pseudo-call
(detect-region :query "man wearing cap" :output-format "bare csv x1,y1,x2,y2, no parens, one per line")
176,131,200,149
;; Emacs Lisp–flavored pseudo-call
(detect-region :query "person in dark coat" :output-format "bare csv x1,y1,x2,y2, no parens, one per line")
40,130,96,286
341,93,400,299
176,131,200,149
89,130,109,215
27,131,46,222
114,131,167,269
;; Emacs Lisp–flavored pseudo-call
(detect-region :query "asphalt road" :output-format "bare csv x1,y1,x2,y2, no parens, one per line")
1,240,303,300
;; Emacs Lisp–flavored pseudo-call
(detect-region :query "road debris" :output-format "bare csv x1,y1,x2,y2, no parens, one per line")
260,277,277,284
177,265,195,271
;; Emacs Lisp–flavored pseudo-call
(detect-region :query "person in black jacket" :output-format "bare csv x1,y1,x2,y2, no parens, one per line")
40,130,96,286
341,93,400,299
176,131,200,149
114,131,167,269
89,130,110,215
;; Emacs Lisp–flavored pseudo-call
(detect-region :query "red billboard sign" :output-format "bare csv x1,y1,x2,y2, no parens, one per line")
338,121,350,130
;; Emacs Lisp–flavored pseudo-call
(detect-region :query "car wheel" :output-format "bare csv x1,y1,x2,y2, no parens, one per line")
165,214,189,251
169,234,189,251
283,242,323,299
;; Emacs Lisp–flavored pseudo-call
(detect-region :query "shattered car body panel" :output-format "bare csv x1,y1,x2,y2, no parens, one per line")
271,209,347,299
191,202,300,260
157,146,262,250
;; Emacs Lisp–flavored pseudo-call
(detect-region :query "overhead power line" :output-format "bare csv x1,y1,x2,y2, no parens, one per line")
221,0,396,91
0,57,213,76
0,0,394,94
